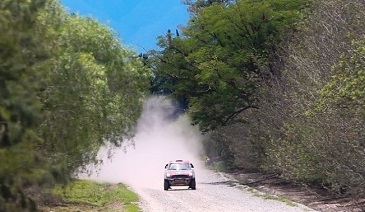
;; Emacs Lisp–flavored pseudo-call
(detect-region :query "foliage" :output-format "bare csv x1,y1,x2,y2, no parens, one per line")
261,0,365,196
195,0,365,198
319,38,365,110
0,0,50,211
52,179,140,211
182,0,235,14
149,0,308,131
311,36,365,194
36,2,150,175
0,0,150,210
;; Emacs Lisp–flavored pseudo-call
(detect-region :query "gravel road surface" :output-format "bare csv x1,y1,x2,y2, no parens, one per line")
130,165,315,212
85,98,317,212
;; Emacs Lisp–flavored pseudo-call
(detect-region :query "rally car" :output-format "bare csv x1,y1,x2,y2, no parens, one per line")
164,160,196,190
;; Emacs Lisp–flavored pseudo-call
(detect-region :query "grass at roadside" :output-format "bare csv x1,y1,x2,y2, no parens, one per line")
49,179,140,212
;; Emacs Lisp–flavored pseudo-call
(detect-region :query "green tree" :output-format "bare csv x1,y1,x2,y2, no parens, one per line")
319,38,365,110
182,0,234,14
149,0,308,131
0,0,150,210
0,0,50,210
36,5,150,174
262,0,365,196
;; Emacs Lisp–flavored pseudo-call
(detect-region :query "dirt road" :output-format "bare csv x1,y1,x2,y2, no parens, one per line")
83,97,316,212
130,165,315,212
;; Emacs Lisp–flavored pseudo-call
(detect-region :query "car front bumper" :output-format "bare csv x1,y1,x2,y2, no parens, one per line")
167,177,192,186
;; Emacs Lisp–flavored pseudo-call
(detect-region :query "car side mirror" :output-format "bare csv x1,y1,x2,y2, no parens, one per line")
190,163,194,168
164,164,168,169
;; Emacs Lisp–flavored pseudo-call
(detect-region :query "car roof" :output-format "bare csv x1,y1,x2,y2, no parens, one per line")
170,159,190,163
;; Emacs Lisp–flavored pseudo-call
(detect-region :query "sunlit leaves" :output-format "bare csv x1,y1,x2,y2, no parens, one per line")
319,37,365,110
150,0,308,131
0,0,150,210
36,4,150,173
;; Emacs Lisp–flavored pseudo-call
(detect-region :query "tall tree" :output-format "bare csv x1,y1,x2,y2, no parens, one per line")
262,0,365,196
0,0,49,210
182,0,235,15
36,1,150,176
0,0,150,210
149,0,308,131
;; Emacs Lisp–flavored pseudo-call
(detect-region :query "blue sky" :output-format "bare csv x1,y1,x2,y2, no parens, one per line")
60,0,189,53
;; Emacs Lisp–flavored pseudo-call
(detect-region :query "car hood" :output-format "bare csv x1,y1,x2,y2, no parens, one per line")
168,170,192,175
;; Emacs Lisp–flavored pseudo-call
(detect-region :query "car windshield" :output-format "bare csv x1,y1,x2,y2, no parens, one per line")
169,163,189,170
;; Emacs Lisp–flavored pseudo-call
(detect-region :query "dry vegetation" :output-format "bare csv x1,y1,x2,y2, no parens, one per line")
206,0,365,205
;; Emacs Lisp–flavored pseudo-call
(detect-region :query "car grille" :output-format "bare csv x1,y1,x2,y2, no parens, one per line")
171,174,190,179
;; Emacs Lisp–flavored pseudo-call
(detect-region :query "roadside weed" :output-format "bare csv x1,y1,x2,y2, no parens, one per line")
52,179,140,211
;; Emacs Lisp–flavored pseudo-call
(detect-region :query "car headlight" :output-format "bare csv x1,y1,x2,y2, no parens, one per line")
166,173,171,177
188,172,193,176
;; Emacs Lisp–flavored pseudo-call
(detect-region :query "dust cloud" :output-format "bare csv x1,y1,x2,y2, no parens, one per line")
81,96,205,188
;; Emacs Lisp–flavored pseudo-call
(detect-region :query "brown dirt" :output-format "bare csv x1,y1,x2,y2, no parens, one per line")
226,170,365,212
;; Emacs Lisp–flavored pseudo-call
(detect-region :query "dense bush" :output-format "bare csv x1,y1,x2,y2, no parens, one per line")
189,0,365,197
255,0,365,195
0,0,149,210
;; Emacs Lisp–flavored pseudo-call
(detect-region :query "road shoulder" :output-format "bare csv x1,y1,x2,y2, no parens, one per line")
223,170,365,212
